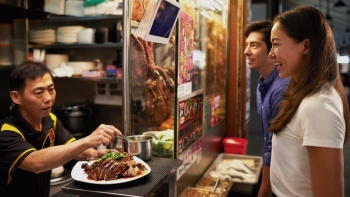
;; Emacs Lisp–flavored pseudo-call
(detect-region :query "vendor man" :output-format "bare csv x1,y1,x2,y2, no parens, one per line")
0,61,122,197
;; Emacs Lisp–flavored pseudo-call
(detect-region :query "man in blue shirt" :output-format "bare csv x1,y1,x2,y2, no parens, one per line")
244,20,289,197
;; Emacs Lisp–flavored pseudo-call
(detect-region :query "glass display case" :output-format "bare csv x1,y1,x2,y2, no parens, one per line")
124,0,230,162
0,0,247,195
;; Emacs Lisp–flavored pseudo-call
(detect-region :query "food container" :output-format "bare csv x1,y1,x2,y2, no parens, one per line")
45,54,69,69
142,129,174,158
67,61,94,75
222,137,248,155
178,187,223,197
54,103,94,139
78,28,95,44
51,166,64,178
195,176,233,196
151,138,173,158
44,0,65,15
123,135,153,161
203,153,262,194
65,0,84,17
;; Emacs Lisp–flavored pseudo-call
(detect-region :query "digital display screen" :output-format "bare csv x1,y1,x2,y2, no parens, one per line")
149,0,180,38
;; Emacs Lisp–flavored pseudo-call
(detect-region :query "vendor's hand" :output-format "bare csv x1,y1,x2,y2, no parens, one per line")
86,124,122,147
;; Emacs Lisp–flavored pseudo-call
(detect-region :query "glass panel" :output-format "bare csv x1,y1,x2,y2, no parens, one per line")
127,0,229,159
129,0,177,134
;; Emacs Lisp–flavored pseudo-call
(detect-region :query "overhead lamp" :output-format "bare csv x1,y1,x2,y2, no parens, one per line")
326,14,333,21
334,0,347,7
326,0,332,21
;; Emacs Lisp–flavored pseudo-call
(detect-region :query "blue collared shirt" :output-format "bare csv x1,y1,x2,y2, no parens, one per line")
257,68,289,166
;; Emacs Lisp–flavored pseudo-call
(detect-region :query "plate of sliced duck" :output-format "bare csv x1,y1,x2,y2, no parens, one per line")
71,151,151,184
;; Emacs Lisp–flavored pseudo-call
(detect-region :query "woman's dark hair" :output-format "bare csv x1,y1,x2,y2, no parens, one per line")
269,6,349,142
9,61,53,92
244,20,273,52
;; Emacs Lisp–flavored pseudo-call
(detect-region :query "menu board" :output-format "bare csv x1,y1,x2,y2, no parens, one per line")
177,92,203,155
210,94,221,127
178,12,194,97
176,139,202,180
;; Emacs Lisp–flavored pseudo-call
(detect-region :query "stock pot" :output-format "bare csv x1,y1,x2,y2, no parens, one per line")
54,103,94,138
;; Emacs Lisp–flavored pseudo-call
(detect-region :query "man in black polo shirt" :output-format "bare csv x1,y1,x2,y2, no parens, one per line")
0,61,122,197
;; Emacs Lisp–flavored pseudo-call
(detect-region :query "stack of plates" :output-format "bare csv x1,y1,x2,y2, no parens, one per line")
29,29,55,44
45,54,69,69
57,26,85,44
67,61,95,75
78,28,95,44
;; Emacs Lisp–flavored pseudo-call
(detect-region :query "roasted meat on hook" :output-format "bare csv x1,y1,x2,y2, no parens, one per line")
144,71,168,125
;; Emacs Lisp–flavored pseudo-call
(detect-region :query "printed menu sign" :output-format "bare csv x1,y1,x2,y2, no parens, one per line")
178,12,194,97
210,94,220,127
178,93,203,155
176,139,202,180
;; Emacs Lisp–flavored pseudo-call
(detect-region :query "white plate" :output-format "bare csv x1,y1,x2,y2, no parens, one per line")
71,156,151,185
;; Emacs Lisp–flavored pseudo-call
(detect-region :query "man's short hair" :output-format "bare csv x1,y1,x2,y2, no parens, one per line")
244,20,273,52
9,61,53,92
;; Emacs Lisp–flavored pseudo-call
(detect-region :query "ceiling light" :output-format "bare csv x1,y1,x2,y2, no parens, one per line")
326,0,332,21
326,14,333,21
334,0,347,7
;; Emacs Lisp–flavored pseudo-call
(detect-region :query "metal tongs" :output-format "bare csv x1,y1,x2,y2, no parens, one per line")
213,178,221,193
117,135,135,142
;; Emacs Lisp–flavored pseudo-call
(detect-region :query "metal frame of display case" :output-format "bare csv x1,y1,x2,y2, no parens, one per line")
122,0,132,135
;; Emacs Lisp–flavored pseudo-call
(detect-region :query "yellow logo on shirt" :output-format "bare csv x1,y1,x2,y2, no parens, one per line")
48,128,55,147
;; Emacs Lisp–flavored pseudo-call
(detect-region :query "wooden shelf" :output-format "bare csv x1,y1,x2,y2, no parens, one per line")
29,42,122,49
53,76,122,82
0,65,16,70
29,15,122,23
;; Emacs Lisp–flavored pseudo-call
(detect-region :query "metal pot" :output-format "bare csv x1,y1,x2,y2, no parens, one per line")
54,103,94,138
123,135,153,161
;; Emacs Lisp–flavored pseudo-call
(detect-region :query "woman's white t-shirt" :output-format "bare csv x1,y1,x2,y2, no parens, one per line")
270,87,345,197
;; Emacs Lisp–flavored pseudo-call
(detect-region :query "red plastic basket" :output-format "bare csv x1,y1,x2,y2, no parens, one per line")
223,137,248,155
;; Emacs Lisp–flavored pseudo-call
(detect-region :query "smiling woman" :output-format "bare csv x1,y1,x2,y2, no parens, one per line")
268,6,349,197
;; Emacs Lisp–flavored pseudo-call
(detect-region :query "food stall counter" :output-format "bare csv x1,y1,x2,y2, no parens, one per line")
62,157,182,197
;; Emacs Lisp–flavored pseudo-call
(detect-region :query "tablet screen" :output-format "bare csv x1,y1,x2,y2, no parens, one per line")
149,0,180,39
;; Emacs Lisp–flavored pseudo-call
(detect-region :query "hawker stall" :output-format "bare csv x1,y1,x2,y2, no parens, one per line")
0,0,254,196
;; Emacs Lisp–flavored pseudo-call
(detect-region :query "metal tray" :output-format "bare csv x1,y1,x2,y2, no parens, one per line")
203,153,263,194
195,176,233,196
179,187,223,197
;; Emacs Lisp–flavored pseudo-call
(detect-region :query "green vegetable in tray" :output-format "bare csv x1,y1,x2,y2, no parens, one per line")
159,134,173,141
152,139,174,157
143,129,174,158
96,150,127,162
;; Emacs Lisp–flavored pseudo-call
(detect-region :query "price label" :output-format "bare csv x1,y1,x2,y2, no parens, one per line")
178,82,192,97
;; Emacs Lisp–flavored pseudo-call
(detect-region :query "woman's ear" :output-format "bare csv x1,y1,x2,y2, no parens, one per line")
303,39,310,55
10,91,22,105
